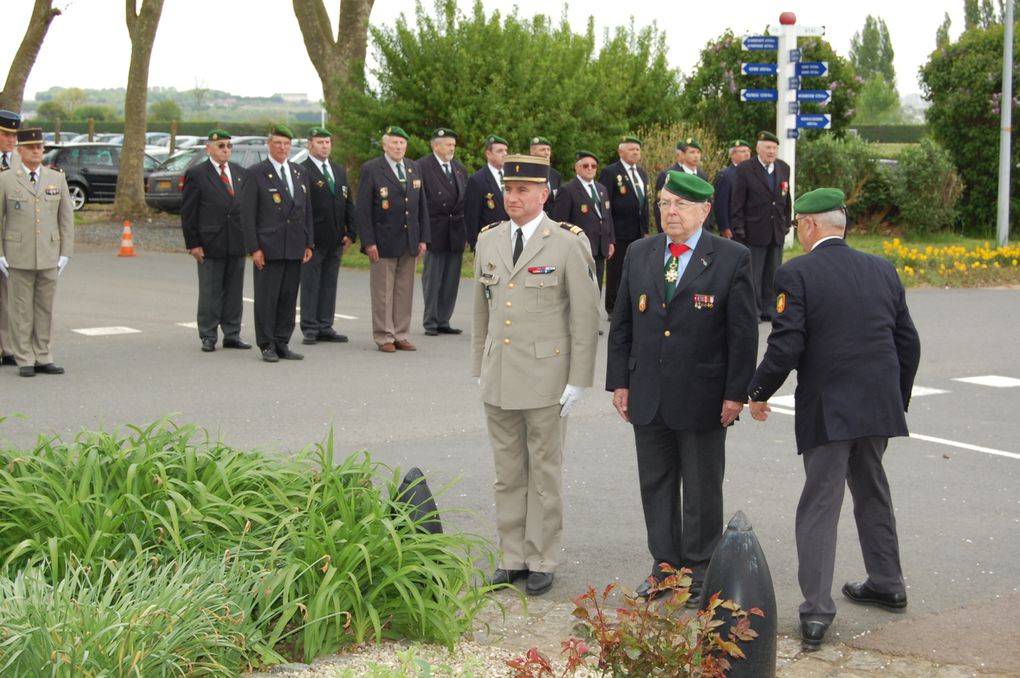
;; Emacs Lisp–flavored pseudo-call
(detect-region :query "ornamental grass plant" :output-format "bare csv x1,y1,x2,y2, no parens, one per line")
0,419,498,675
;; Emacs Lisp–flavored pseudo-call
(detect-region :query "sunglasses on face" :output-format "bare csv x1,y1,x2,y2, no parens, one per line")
215,142,232,149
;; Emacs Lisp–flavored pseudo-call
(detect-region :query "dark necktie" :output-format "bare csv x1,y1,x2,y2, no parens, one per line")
768,165,776,191
512,227,524,265
218,163,233,196
396,162,406,190
443,162,452,180
1,154,8,170
279,165,290,196
630,166,643,203
322,162,335,194
498,169,504,193
665,242,691,303
588,184,602,218
29,170,37,186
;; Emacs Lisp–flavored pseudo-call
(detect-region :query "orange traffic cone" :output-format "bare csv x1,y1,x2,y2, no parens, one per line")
118,219,136,257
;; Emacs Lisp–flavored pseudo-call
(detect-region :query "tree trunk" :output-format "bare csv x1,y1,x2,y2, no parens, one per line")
0,0,62,112
293,0,375,122
113,0,165,220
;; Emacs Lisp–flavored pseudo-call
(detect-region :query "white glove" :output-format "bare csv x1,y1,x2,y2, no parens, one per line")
559,384,586,418
57,256,69,275
0,257,7,277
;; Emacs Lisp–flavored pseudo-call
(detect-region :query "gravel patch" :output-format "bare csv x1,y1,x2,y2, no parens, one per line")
75,215,186,254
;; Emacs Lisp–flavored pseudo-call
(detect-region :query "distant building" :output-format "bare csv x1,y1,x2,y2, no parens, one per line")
274,93,308,103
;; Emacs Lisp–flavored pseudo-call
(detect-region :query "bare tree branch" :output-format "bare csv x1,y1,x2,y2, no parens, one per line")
0,0,62,111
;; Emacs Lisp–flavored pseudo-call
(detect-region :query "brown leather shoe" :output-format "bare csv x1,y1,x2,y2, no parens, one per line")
394,340,417,351
378,342,396,353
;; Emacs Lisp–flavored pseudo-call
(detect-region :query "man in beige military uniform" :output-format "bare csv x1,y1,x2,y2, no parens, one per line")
471,154,601,596
0,109,23,366
0,127,74,377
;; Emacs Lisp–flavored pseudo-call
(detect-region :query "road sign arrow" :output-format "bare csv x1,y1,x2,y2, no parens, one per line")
742,35,779,51
741,62,778,76
797,89,832,103
795,61,829,77
796,114,832,129
740,89,778,102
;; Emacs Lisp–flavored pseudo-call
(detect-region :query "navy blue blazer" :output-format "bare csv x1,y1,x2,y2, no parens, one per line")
730,157,791,246
301,157,356,251
181,159,247,258
240,159,313,260
606,231,758,431
464,166,507,248
355,155,430,259
747,238,921,453
417,153,468,253
550,177,614,258
711,163,739,234
600,161,650,242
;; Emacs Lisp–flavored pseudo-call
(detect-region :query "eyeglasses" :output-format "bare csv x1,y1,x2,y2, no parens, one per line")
214,142,232,149
578,163,597,169
658,200,701,211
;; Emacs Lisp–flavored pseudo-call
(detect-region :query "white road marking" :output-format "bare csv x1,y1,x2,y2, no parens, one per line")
176,322,198,329
73,326,141,336
911,386,949,397
953,375,1020,388
765,406,1018,460
769,385,946,410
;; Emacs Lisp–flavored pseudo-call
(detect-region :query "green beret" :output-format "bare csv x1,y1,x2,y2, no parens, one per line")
269,124,295,140
677,137,702,151
308,126,332,138
530,136,551,147
16,127,44,145
620,135,642,145
485,134,509,147
207,128,231,141
431,127,457,140
575,150,599,162
729,138,752,149
794,187,846,215
384,125,409,140
756,130,780,144
0,110,22,133
663,170,714,202
503,154,549,183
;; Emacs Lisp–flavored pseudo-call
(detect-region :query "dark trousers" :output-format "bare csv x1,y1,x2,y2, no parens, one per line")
604,238,636,315
797,437,904,624
594,255,606,293
421,250,463,331
749,243,783,319
196,255,245,342
252,259,301,350
632,411,726,581
299,244,342,336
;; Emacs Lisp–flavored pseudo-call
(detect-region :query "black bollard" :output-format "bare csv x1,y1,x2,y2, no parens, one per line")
394,467,444,535
701,510,777,677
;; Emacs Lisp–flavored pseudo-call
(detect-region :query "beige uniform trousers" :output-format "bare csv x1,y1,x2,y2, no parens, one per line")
369,252,416,346
0,280,11,357
7,266,58,367
484,402,568,573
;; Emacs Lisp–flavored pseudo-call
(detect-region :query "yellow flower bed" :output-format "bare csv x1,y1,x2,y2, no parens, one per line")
882,239,1020,287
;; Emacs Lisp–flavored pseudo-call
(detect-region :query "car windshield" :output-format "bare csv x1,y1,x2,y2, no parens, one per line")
158,149,202,172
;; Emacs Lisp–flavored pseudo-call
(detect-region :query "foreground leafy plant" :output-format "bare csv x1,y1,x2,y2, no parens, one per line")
507,566,762,677
0,419,497,670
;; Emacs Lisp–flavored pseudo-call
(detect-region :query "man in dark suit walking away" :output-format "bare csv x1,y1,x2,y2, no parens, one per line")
606,171,757,607
299,126,355,345
181,129,251,353
730,131,792,321
748,188,921,651
356,125,430,353
464,135,509,248
600,135,649,316
419,128,468,336
551,150,614,292
240,124,313,363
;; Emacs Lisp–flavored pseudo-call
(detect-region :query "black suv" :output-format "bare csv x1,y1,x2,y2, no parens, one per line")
43,143,160,211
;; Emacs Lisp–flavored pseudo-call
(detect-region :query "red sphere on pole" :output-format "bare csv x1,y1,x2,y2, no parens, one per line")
779,11,797,25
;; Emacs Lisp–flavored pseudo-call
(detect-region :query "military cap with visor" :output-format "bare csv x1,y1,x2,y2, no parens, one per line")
502,154,550,183
16,128,44,145
0,110,22,133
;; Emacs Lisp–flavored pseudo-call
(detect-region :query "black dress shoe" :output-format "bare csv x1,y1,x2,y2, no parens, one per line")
487,568,528,586
2,354,18,365
222,339,252,349
317,332,349,343
842,580,907,611
685,580,704,609
276,345,304,360
302,334,318,345
437,326,462,335
261,348,279,363
800,620,829,649
423,328,439,336
634,577,666,601
525,571,554,596
34,363,65,375
19,366,35,377
201,339,216,352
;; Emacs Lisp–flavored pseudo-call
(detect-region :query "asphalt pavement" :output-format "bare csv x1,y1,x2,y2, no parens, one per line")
1,249,1017,673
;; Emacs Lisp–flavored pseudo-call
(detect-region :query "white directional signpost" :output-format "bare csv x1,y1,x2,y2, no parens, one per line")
742,13,828,247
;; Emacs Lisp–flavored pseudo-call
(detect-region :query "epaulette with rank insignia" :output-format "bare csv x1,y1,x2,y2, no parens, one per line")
479,221,501,234
559,222,584,236
54,167,64,173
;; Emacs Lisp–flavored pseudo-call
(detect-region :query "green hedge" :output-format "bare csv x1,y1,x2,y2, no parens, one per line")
849,125,926,143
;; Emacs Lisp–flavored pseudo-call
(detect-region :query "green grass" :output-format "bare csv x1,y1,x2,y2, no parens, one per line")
0,419,500,674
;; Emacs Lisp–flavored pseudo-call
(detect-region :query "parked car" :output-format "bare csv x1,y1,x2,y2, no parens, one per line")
146,132,171,146
43,143,159,211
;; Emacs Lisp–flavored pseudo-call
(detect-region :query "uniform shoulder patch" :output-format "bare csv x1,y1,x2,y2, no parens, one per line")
479,221,501,234
559,222,584,235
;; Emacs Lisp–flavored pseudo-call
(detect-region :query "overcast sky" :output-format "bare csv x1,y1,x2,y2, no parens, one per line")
3,0,966,103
